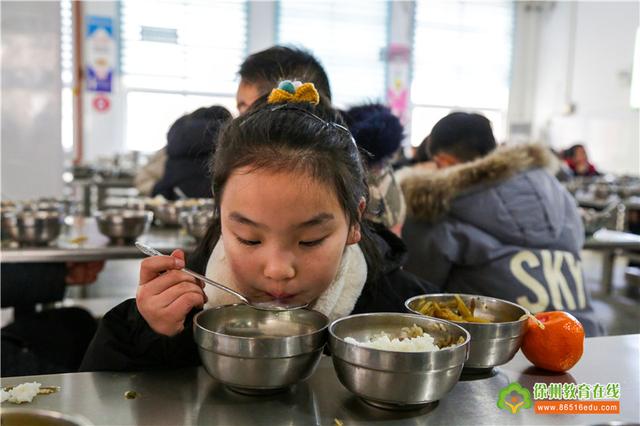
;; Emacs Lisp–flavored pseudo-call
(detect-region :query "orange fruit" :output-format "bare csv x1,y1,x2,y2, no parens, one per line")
521,311,585,372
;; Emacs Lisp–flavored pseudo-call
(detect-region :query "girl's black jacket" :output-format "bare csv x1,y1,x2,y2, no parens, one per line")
80,225,436,372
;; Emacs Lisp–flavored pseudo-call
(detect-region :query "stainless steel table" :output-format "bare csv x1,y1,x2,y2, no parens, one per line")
2,334,638,425
0,217,197,263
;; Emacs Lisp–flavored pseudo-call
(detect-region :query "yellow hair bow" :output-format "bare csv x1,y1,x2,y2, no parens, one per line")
267,80,320,105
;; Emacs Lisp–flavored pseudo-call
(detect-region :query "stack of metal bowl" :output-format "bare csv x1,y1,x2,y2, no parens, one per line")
94,209,153,245
194,304,329,394
1,204,17,241
153,199,210,227
180,209,215,241
405,294,528,373
329,312,470,410
4,209,63,246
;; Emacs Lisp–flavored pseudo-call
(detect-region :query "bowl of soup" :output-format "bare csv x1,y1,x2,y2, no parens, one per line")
193,304,329,394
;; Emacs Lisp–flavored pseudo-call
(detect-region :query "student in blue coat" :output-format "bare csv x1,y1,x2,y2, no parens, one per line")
400,112,603,336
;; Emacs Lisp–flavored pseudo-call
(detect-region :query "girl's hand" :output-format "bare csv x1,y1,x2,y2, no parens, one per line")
136,249,207,336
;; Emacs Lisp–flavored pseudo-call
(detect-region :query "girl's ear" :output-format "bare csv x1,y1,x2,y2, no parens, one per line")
347,223,361,245
347,198,366,245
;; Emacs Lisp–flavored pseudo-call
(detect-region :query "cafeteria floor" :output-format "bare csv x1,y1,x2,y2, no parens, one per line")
3,250,639,336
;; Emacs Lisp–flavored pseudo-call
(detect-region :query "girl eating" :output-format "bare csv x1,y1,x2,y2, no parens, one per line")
81,82,435,371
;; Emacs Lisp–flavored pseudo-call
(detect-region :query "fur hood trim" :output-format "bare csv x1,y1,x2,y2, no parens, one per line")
399,144,558,222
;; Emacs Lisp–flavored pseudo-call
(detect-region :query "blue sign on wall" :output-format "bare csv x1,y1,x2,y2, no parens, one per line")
86,16,114,93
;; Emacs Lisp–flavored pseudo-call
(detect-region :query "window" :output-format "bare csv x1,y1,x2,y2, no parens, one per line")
277,0,388,108
120,0,247,152
60,0,73,153
411,0,515,146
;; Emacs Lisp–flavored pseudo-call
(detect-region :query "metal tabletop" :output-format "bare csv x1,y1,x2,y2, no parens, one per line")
1,334,638,426
582,230,640,294
584,229,640,250
0,217,197,263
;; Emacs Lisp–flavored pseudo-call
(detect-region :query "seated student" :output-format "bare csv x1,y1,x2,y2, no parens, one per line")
343,103,406,234
400,112,602,336
563,143,600,177
80,82,436,372
134,45,328,195
2,262,103,376
151,106,232,200
236,45,332,114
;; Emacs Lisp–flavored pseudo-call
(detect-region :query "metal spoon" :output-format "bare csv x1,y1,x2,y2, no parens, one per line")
134,241,308,311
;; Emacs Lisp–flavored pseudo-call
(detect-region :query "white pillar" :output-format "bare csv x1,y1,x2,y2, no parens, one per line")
1,1,65,199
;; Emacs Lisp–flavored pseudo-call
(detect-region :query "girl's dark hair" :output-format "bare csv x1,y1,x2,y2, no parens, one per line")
189,95,381,280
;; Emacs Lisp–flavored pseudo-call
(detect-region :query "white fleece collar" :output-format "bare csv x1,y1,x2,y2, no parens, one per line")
203,240,368,323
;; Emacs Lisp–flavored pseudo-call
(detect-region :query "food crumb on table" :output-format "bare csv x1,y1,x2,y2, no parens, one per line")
124,390,139,399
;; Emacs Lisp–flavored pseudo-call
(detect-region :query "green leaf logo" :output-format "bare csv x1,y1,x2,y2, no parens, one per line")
497,382,532,414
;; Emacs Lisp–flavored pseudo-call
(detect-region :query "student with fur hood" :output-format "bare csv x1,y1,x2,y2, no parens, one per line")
399,112,602,336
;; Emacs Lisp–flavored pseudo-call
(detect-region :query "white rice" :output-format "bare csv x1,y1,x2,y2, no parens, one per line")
344,326,440,352
2,382,41,404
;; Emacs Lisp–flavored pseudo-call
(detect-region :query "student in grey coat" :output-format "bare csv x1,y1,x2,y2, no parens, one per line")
400,112,602,336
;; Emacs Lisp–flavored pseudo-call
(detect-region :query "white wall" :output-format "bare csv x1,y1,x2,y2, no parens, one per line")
1,1,65,199
527,1,639,175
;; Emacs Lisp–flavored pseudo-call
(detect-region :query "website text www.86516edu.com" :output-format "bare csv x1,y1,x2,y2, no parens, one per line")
534,401,620,415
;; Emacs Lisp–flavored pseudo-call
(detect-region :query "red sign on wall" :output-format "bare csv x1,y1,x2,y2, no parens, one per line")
92,94,111,112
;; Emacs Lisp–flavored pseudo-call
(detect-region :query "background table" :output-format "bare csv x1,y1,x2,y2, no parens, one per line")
0,217,197,263
583,229,640,294
1,334,638,425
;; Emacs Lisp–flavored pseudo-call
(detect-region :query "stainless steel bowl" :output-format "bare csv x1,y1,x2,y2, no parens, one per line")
405,294,528,370
153,199,205,227
194,304,329,394
329,313,470,409
1,207,18,241
94,209,153,245
5,210,62,246
1,408,93,426
180,210,214,241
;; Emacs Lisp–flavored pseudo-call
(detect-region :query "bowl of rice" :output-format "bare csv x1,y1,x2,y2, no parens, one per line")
405,294,529,371
194,304,329,394
329,313,470,409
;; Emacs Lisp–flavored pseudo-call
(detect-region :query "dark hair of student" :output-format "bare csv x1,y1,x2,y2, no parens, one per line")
189,94,382,281
166,106,233,156
563,143,586,160
343,103,404,167
239,45,332,101
428,112,497,162
415,135,432,163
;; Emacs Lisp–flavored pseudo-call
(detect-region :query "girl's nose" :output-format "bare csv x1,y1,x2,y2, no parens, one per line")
263,251,296,282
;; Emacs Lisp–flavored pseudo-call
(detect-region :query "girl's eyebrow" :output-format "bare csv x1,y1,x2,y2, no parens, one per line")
297,213,335,229
229,212,266,229
228,212,334,229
